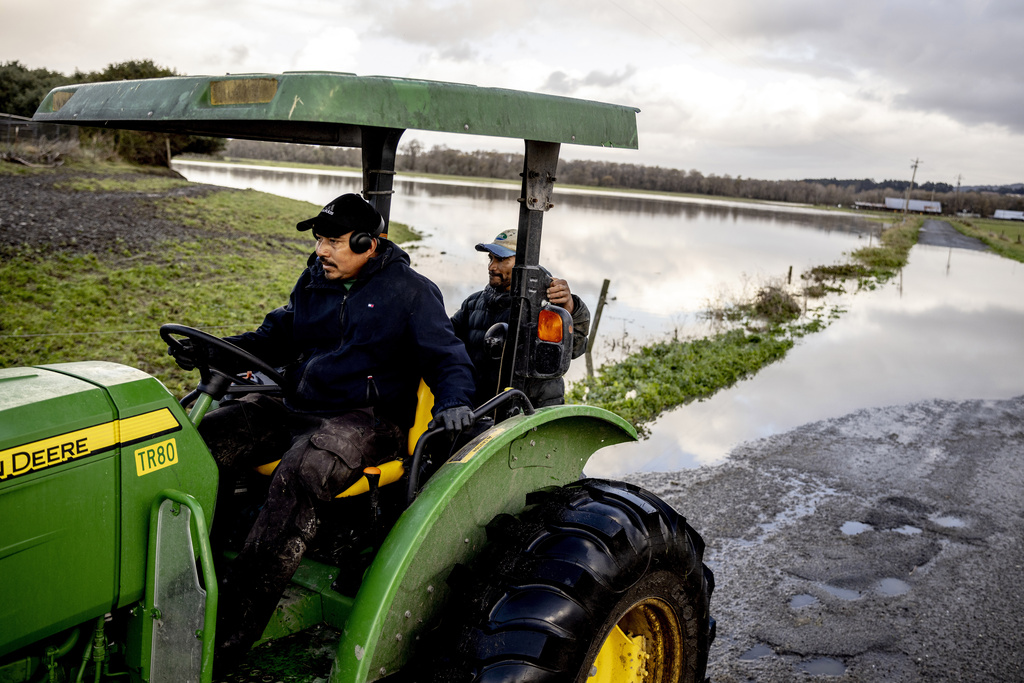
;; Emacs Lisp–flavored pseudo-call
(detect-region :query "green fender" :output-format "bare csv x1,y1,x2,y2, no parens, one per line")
331,405,637,682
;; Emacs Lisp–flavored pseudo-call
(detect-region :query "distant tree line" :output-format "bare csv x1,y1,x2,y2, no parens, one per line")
1,60,223,165
6,59,1020,215
224,139,1024,217
7,58,1019,215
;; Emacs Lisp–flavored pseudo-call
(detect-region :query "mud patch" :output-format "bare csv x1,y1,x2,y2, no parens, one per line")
626,395,1024,682
0,169,224,257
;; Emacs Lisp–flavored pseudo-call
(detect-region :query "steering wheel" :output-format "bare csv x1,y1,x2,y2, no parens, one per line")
160,323,285,401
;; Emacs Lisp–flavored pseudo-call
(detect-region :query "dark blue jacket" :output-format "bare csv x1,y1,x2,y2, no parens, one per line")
227,241,474,429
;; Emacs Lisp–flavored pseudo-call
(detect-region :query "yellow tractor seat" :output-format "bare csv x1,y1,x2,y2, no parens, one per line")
253,380,435,498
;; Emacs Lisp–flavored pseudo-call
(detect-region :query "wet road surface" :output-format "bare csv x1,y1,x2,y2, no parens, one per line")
917,218,989,250
626,395,1024,681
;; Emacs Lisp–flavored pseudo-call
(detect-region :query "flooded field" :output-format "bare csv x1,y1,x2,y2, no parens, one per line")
174,161,1024,475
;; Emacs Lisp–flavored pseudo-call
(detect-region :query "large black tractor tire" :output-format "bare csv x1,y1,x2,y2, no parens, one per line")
426,479,714,682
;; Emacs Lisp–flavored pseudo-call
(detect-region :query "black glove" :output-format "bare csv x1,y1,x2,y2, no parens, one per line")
168,338,198,371
430,405,474,433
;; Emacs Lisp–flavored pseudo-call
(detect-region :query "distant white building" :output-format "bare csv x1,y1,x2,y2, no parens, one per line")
993,209,1024,221
884,197,942,213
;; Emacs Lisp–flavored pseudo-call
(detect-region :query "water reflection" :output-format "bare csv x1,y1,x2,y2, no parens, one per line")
174,160,875,377
590,245,1024,475
173,161,1024,475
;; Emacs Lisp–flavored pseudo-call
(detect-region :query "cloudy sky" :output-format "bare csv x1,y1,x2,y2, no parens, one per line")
3,0,1022,186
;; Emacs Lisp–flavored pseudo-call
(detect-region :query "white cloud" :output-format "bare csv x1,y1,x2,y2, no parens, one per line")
290,29,362,72
2,0,1022,185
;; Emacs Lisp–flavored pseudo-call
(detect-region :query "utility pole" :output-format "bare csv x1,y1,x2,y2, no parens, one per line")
954,174,963,215
903,158,921,216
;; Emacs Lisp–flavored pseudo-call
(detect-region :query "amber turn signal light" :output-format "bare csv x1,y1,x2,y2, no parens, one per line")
537,309,563,342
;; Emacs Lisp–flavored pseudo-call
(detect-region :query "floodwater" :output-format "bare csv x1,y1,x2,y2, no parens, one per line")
594,240,1024,475
173,161,1024,475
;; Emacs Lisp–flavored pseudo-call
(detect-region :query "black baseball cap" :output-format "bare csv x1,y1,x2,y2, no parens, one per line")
296,193,384,238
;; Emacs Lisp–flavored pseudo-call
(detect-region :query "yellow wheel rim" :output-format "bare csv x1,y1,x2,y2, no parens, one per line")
587,598,683,683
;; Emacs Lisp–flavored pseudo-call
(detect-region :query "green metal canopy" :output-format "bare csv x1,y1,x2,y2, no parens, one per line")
32,71,639,149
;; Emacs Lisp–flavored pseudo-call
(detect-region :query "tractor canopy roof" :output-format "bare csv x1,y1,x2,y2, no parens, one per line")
31,71,639,149
31,71,639,398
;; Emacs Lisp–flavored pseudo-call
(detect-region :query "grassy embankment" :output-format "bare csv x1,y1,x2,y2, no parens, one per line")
568,216,923,435
949,216,1024,263
0,159,418,398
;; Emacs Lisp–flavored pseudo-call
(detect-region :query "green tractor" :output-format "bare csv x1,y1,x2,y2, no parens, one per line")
2,72,714,683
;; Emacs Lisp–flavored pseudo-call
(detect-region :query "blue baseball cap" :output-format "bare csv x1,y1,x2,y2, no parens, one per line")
475,229,518,259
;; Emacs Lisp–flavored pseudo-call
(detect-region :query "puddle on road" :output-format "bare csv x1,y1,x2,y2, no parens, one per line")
930,514,967,528
819,584,860,601
796,657,847,676
892,525,922,535
841,521,873,535
876,577,911,596
739,644,773,661
790,593,819,608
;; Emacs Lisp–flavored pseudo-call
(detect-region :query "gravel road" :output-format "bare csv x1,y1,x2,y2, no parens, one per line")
624,395,1024,681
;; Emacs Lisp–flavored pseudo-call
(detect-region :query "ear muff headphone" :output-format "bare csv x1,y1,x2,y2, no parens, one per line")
349,215,386,254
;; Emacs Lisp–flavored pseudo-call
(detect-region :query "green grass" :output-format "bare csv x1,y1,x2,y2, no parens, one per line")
846,218,920,280
568,329,794,436
950,217,1024,263
0,152,177,177
0,164,419,397
568,313,833,437
802,217,921,292
56,175,192,192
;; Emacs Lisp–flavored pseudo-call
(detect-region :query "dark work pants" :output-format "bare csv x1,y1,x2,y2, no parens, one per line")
198,394,402,663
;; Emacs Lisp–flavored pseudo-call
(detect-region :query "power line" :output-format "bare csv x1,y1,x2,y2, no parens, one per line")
603,0,702,58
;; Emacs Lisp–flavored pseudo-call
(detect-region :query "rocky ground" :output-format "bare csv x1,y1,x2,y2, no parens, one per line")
624,395,1024,681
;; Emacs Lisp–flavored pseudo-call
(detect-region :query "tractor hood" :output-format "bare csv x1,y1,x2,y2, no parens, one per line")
0,364,118,483
0,361,217,658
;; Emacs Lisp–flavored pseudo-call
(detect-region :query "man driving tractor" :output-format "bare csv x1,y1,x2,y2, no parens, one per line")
170,193,476,668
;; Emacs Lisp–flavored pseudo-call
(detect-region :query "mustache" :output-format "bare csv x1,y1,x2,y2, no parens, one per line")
320,257,336,268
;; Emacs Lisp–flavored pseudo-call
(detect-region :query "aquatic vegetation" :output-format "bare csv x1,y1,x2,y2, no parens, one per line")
569,325,794,437
569,219,920,436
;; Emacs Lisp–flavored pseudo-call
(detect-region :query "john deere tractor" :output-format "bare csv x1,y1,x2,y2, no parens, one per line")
2,72,714,683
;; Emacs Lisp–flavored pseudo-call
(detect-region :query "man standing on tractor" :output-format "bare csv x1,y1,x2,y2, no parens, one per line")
450,229,591,407
170,193,476,668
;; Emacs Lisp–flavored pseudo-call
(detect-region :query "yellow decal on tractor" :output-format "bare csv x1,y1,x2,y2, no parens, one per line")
134,438,179,477
0,408,181,482
450,426,509,464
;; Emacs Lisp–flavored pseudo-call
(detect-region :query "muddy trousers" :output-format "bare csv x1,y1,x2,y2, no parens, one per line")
198,395,402,665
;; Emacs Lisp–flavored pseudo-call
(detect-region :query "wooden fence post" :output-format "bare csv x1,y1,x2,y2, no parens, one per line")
586,278,611,378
